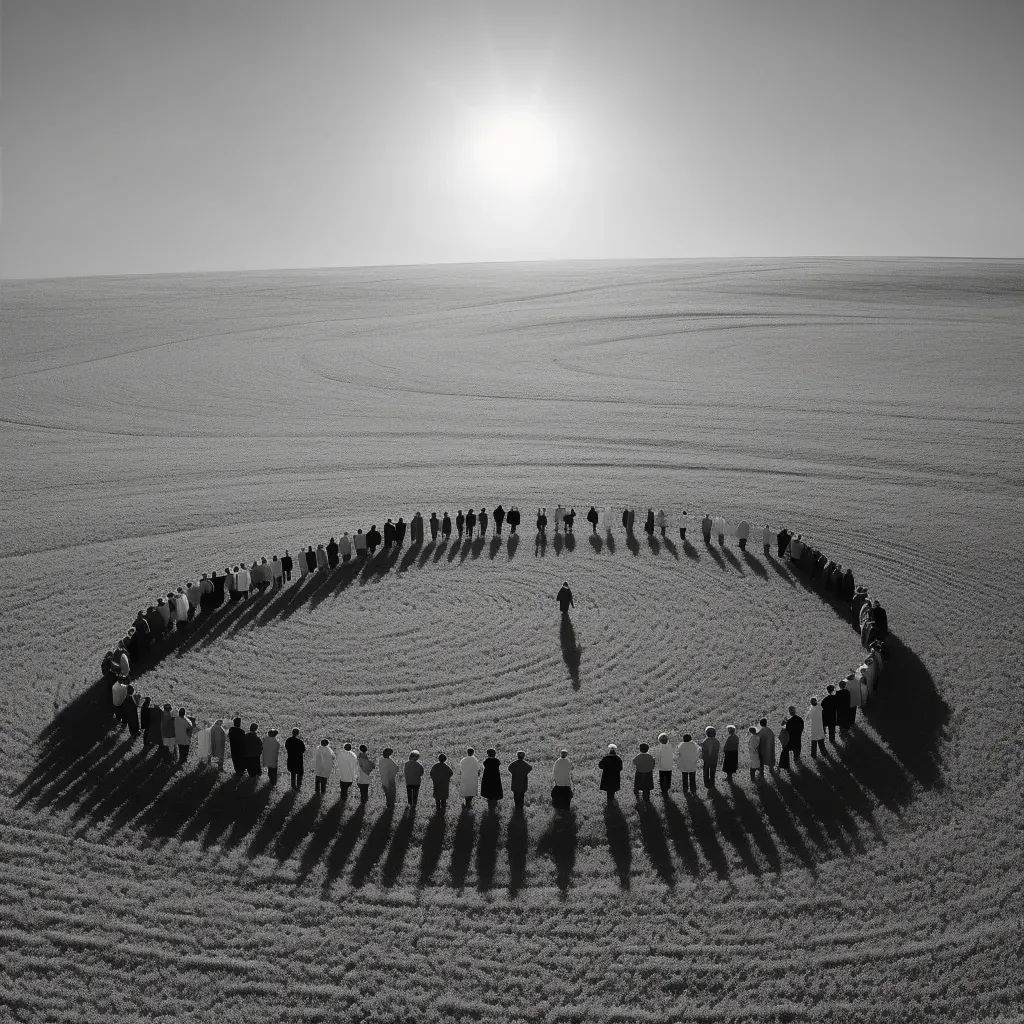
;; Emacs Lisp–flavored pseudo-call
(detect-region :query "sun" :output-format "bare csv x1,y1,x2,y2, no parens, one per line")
470,108,558,193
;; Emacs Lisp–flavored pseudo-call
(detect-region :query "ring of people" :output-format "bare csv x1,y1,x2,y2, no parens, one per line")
102,505,890,819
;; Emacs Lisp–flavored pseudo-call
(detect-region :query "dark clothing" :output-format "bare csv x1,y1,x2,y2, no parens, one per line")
598,753,622,794
430,761,454,801
366,527,381,551
508,759,532,794
430,515,440,540
478,512,487,536
507,508,519,533
406,785,419,805
456,513,464,537
645,510,655,536
285,735,306,775
551,785,572,809
480,757,503,800
659,770,672,792
305,549,317,573
384,522,395,547
327,540,339,567
786,714,804,758
466,511,476,536
556,586,574,613
836,689,855,730
228,726,247,773
493,506,505,533
587,507,599,532
123,697,140,736
681,772,696,793
821,693,838,728
281,554,293,577
537,513,547,533
722,748,738,775
395,520,407,545
777,529,790,557
441,515,451,538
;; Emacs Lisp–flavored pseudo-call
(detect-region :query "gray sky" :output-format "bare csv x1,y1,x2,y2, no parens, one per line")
2,0,1022,278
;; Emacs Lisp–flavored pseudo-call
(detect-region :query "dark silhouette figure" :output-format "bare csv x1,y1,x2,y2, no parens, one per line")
644,508,655,536
429,513,440,541
556,582,574,615
587,506,599,533
560,614,582,689
326,537,339,568
442,512,452,540
466,509,476,538
598,745,622,803
493,505,505,534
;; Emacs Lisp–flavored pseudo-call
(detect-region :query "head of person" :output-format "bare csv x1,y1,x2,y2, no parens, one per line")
658,733,668,744
291,727,300,737
639,743,649,753
839,679,848,690
809,697,818,707
748,726,758,735
559,749,568,759
382,747,393,758
249,723,258,733
344,742,352,751
359,744,367,753
178,707,186,717
268,729,278,738
607,744,617,753
486,748,496,758
320,739,329,747
780,720,788,729
682,734,692,743
759,718,768,727
438,752,447,762
214,718,223,728
788,706,796,716
705,726,716,738
517,750,526,760
410,750,420,761
726,725,735,735
827,684,835,694
141,695,150,706
163,703,172,712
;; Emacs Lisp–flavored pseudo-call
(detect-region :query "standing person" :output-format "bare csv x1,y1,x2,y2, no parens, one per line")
836,678,855,736
285,728,306,789
395,517,407,547
655,733,674,793
536,508,547,536
633,743,655,802
430,513,440,541
586,506,599,533
722,726,740,780
676,734,699,794
478,508,488,537
403,750,423,807
556,582,574,616
384,520,396,549
305,545,317,574
159,704,177,763
297,551,309,581
656,509,667,537
378,748,399,808
354,530,367,558
281,550,293,582
145,700,163,752
366,525,381,554
679,510,688,541
356,745,375,803
441,512,452,541
459,748,481,807
244,723,263,778
270,556,283,589
228,718,247,774
313,739,335,795
700,727,721,788
821,685,839,743
480,749,503,809
196,720,212,763
263,729,280,784
210,718,226,770
762,525,772,556
758,719,776,773
493,504,506,535
808,698,826,757
565,508,576,533
701,513,713,544
465,509,477,539
508,750,532,808
455,510,465,539
411,512,424,544
598,744,622,803
747,726,761,780
316,543,328,571
786,706,804,762
174,708,195,767
327,537,339,568
621,508,629,532
139,696,153,748
715,516,726,546
508,506,520,534
338,742,357,798
644,508,655,537
552,750,573,809
338,533,352,563
736,521,750,551
778,720,791,771
553,505,564,533
626,507,635,534
430,753,453,813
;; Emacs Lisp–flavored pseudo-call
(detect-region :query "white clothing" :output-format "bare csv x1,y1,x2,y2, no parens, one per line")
117,652,130,677
747,734,761,768
762,526,772,548
313,745,336,779
236,569,251,591
678,512,688,531
173,716,193,746
736,521,750,540
714,517,726,537
271,559,283,580
553,506,564,532
655,511,666,529
459,755,481,797
655,743,675,771
339,536,352,558
316,546,328,569
174,594,189,623
196,727,211,759
337,748,358,783
552,758,572,787
675,741,700,773
298,556,309,577
848,673,866,708
354,533,367,553
111,682,128,707
808,705,825,741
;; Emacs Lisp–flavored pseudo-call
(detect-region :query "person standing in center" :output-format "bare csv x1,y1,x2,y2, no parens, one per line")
465,508,476,539
556,582,574,616
747,726,761,780
552,749,573,809
700,726,721,788
655,732,674,793
313,739,335,795
676,733,699,793
429,512,440,541
758,719,776,773
587,506,599,533
244,723,263,777
403,750,423,807
722,725,739,780
777,720,791,771
285,728,306,789
338,742,357,799
598,744,622,803
430,752,453,813
378,747,399,808
263,729,280,784
821,684,839,744
356,744,375,803
633,743,655,802
786,705,804,762
807,697,826,757
508,750,532,808
480,749,503,809
459,747,481,807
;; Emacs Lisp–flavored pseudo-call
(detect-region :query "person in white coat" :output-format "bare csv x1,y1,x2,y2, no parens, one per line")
807,697,826,758
762,524,772,556
655,733,675,793
173,588,190,628
714,516,726,546
655,510,667,537
195,721,212,763
313,739,335,795
735,520,750,551
747,726,762,780
675,734,700,794
459,747,481,807
551,750,573,809
337,741,357,798
338,533,352,563
316,543,328,571
298,551,310,578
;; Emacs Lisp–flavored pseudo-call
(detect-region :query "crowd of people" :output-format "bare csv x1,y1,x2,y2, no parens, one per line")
98,505,891,815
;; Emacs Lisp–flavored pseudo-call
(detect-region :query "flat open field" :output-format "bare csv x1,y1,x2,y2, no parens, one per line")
1,259,1022,1023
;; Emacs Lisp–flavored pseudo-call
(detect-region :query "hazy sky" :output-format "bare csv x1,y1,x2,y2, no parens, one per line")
3,0,1022,278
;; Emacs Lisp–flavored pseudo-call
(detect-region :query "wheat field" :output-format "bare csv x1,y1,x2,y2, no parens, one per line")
2,259,1021,1023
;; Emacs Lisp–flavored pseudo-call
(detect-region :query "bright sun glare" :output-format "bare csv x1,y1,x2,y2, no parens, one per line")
471,109,558,193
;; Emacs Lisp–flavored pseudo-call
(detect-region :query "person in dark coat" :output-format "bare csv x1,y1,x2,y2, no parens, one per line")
757,719,776,771
870,600,888,637
366,525,381,553
455,511,465,538
131,611,151,651
228,718,247,774
644,509,655,536
587,506,599,533
395,517,407,546
383,520,395,548
621,508,629,532
285,728,305,788
305,546,317,573
411,512,424,544
326,537,339,568
441,512,451,540
244,723,263,777
477,508,487,537
776,528,790,557
122,685,140,737
632,743,655,802
565,508,576,533
556,582,574,615
778,721,791,770
786,706,804,761
430,752,453,813
598,744,622,803
430,512,440,541
493,505,505,534
701,513,713,544
139,696,153,748
281,551,293,582
466,509,477,538
507,506,520,534
836,679,854,734
480,749,503,808
507,751,532,808
820,685,838,743
536,508,547,535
